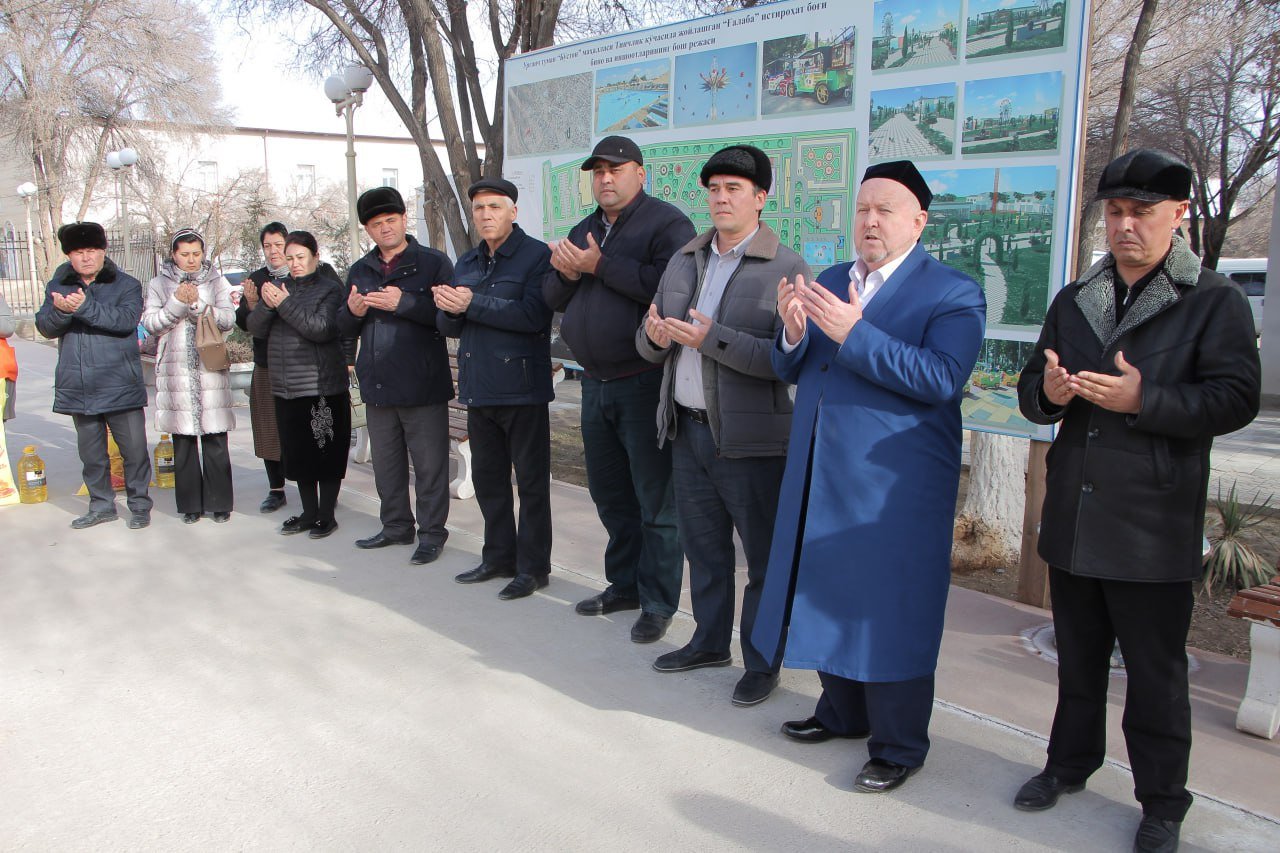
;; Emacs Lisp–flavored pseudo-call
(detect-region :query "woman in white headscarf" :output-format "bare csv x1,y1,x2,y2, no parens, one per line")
142,228,236,523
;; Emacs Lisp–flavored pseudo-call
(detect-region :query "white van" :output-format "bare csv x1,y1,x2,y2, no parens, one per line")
1215,258,1266,336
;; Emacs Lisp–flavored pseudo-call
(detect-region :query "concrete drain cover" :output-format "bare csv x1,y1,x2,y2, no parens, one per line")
1020,623,1199,677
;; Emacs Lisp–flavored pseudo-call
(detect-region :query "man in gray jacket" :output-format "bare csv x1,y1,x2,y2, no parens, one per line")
637,145,810,707
36,222,153,529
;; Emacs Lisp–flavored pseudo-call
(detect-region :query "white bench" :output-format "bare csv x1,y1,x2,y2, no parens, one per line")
1227,572,1280,739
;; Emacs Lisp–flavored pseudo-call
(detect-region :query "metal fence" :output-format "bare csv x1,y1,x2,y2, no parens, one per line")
0,230,164,327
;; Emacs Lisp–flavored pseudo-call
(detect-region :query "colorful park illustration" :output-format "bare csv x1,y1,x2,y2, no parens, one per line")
674,43,757,127
920,165,1058,331
966,0,1067,59
872,0,961,72
760,28,856,115
869,83,955,161
594,60,671,133
962,72,1063,155
962,337,1040,436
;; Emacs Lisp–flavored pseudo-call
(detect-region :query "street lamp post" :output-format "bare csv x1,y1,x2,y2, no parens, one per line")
16,182,40,311
325,64,375,262
106,148,139,275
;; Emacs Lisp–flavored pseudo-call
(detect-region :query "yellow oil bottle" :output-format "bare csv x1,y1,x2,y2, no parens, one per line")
154,434,175,488
106,428,125,491
17,445,47,503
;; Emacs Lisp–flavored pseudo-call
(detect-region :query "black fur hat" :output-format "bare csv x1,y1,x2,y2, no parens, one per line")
58,221,108,254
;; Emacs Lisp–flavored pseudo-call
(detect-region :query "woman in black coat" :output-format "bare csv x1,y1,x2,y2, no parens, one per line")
246,231,350,538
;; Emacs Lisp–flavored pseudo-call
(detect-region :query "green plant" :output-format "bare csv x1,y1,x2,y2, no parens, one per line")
1203,482,1275,598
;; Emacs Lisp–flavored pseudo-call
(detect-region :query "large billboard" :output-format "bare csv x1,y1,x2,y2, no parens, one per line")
504,0,1089,441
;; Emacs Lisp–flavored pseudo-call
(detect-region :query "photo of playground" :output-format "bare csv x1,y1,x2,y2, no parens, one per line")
868,83,955,161
673,43,757,127
961,72,1062,155
759,29,856,115
871,0,961,72
921,165,1058,330
962,337,1039,437
593,60,671,133
965,0,1067,60
506,73,593,157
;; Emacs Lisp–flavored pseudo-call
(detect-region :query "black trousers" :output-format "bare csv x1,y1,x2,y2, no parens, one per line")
1045,567,1194,821
815,671,936,768
366,402,450,546
72,409,153,514
468,403,552,578
172,432,233,515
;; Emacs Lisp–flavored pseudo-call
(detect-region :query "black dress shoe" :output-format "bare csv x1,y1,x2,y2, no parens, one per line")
455,563,517,584
652,644,732,672
410,543,442,565
259,491,286,513
630,612,671,643
854,758,920,793
127,511,151,530
71,510,119,530
309,519,339,539
182,512,201,524
280,515,314,535
355,531,415,549
731,671,780,707
1133,815,1181,853
1013,772,1084,811
575,588,641,615
497,573,548,600
212,512,231,523
780,716,870,743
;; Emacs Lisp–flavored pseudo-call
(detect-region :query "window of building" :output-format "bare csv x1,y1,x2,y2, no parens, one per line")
294,164,316,197
381,168,399,189
197,161,218,193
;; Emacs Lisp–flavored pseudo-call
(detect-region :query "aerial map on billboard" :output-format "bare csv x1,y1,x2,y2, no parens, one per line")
504,0,1088,441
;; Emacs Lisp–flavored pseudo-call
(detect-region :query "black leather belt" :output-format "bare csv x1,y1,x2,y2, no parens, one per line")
677,404,710,424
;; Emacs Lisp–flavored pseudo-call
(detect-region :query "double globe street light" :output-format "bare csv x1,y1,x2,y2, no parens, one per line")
106,147,139,274
325,64,376,261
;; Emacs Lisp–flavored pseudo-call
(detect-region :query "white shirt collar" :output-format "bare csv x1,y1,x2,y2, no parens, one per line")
849,245,913,303
712,226,758,260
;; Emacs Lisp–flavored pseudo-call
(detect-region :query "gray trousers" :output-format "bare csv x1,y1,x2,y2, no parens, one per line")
367,402,449,545
72,409,153,514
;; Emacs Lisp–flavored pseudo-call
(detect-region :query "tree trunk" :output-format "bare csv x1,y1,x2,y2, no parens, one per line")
953,432,1027,572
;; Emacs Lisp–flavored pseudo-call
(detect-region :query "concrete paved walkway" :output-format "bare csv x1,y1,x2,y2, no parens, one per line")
2,337,1278,851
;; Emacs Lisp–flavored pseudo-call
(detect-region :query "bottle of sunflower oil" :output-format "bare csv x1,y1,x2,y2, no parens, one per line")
153,434,176,488
17,445,47,503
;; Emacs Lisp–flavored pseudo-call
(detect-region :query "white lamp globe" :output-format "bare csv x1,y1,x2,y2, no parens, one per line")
118,148,138,167
106,152,122,169
344,64,374,94
324,75,350,103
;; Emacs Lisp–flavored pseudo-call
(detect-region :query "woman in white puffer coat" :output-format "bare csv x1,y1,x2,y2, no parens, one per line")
142,228,236,523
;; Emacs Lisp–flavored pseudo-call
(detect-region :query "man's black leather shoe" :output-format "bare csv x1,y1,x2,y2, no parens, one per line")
455,563,517,584
309,519,339,539
1133,816,1180,853
575,588,641,615
630,612,671,643
71,510,118,530
497,573,548,600
731,671,780,706
259,491,286,513
1013,772,1084,811
280,515,314,535
127,511,151,530
780,716,870,743
182,512,201,524
854,758,919,793
410,543,442,565
356,531,414,549
212,512,231,523
652,644,732,672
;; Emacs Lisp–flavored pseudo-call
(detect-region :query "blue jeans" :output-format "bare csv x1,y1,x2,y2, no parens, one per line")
672,414,785,672
580,371,682,617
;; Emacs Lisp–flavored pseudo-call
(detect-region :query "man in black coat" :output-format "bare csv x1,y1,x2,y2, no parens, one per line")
338,187,454,565
543,135,696,644
435,178,554,601
1015,149,1261,853
35,222,153,530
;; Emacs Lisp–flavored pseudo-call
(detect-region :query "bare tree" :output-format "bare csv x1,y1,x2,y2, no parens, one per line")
0,0,228,280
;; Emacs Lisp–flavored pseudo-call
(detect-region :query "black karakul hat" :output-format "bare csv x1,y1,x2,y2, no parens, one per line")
700,145,773,193
467,177,519,203
58,221,108,254
1094,149,1191,203
357,186,406,224
862,161,932,211
581,135,644,170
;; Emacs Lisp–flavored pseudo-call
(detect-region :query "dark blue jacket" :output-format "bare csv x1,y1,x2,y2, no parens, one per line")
35,258,148,416
338,235,454,407
438,224,554,406
542,190,695,379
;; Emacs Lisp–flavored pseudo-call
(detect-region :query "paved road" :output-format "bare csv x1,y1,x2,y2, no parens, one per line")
869,113,945,160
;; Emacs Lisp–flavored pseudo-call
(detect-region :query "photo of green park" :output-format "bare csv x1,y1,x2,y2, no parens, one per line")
869,83,955,161
962,72,1062,155
920,166,1058,330
965,0,1067,60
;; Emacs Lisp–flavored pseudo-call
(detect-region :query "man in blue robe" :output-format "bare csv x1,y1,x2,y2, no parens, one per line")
753,161,986,793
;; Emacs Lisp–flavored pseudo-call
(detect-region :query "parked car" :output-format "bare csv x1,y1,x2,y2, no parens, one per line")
1215,258,1266,337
